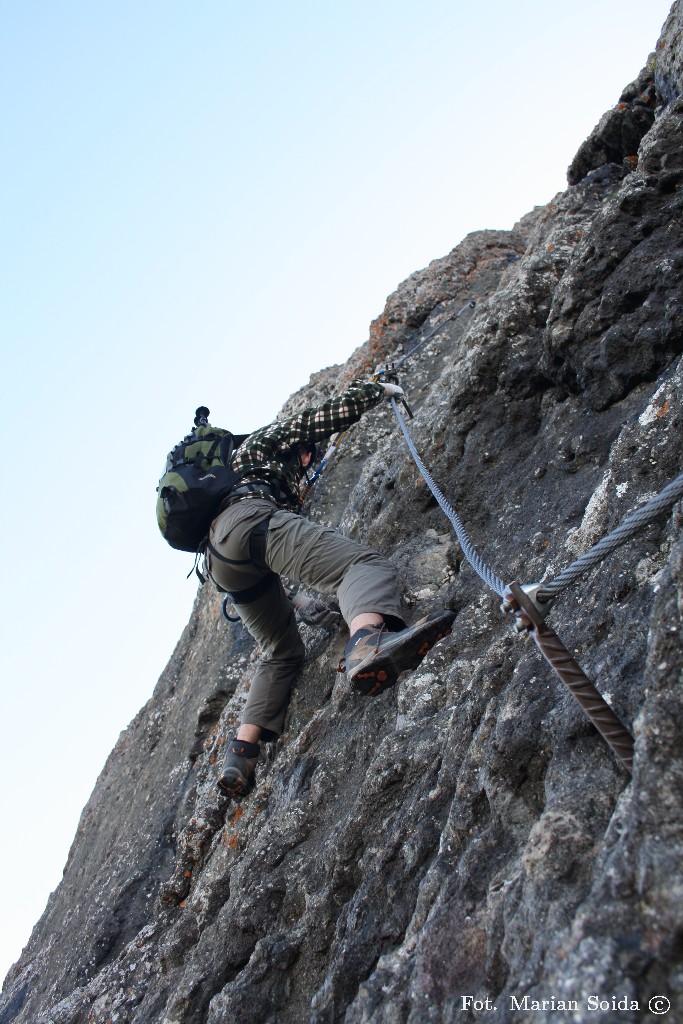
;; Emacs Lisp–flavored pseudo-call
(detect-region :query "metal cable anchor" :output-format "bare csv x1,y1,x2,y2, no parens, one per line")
377,363,414,419
500,582,555,630
502,581,634,774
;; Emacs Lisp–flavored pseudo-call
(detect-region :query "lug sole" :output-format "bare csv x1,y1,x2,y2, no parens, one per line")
217,769,254,797
349,615,454,696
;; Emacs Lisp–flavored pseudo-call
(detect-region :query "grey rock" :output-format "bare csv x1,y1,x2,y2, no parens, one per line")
567,64,656,187
2,4,683,1023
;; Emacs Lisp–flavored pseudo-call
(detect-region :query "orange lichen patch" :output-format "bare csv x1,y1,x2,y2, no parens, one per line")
225,834,238,850
184,870,191,878
179,900,187,908
203,724,220,748
231,806,244,825
624,155,638,168
657,401,670,418
616,102,629,111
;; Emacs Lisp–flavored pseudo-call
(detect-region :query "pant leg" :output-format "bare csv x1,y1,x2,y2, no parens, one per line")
265,510,407,630
206,501,406,740
207,500,305,741
234,576,305,741
207,499,277,595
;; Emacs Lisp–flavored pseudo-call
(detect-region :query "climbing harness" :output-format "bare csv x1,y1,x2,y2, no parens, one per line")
207,515,277,611
389,396,683,775
222,596,240,623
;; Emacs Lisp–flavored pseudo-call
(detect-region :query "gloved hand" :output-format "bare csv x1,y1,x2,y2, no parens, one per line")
378,382,404,398
290,592,342,629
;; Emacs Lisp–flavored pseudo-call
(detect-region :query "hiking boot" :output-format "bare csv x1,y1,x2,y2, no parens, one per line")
217,738,260,797
339,609,456,696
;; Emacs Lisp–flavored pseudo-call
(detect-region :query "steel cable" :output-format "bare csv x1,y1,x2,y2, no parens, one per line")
538,471,683,602
303,301,475,507
392,300,476,372
389,373,681,776
391,399,507,597
389,369,681,775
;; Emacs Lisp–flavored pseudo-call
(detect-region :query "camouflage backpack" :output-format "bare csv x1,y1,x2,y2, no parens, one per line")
156,407,248,553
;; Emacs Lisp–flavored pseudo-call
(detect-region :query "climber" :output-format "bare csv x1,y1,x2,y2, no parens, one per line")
203,378,455,797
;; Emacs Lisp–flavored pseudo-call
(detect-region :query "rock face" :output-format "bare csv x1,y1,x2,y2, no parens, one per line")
3,5,683,1023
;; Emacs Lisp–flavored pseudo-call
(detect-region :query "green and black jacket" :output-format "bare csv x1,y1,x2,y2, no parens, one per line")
227,379,384,509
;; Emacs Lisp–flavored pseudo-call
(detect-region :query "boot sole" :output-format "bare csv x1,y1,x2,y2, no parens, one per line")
217,769,254,797
349,612,455,696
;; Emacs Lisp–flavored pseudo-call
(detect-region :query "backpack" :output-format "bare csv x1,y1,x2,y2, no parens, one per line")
156,410,249,552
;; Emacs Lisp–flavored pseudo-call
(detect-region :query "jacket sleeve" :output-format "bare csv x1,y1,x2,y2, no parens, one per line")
273,380,384,446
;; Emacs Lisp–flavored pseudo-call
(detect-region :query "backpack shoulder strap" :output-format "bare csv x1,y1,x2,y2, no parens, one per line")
218,433,237,466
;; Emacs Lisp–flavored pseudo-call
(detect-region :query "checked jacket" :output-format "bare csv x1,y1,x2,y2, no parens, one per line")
228,379,385,509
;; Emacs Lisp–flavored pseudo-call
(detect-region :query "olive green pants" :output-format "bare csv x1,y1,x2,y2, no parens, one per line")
207,499,405,740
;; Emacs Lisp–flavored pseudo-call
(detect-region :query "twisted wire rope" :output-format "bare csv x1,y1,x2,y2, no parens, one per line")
392,399,683,605
538,472,683,602
392,300,476,372
391,399,507,598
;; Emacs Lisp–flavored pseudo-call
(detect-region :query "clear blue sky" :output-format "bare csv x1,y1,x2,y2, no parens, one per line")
0,0,672,985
